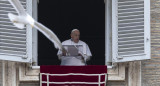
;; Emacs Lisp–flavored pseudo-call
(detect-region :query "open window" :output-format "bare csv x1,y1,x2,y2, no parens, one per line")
0,0,150,66
105,0,151,65
37,0,105,66
0,0,36,63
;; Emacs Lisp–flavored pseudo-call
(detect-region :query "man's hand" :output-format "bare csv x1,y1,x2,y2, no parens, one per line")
62,48,67,56
78,52,86,64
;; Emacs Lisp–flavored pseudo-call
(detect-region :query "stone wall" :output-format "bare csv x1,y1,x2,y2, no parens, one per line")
0,61,2,86
141,0,160,86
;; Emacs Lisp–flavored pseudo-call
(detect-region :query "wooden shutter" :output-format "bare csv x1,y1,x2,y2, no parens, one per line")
112,0,150,62
0,0,33,63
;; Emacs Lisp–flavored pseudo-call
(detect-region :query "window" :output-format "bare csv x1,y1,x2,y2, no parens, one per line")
0,0,150,67
105,0,151,65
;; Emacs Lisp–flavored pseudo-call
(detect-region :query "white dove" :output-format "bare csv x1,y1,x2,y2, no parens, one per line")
7,0,64,51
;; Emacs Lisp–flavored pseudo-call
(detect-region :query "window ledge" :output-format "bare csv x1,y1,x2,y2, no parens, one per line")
19,63,40,82
108,63,125,81
32,66,40,69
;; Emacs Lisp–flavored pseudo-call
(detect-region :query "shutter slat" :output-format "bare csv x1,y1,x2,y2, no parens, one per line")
119,21,144,24
0,49,26,55
118,39,144,44
119,37,144,42
119,47,144,51
118,7,144,13
118,4,144,9
118,46,144,52
0,31,26,37
118,8,144,13
118,10,144,15
0,24,17,27
0,28,26,33
119,46,144,50
118,18,144,22
118,32,144,36
0,1,26,5
0,28,26,32
119,14,144,17
118,29,144,34
0,6,17,10
119,14,144,18
0,46,26,51
0,25,25,30
119,34,144,38
118,25,144,29
0,10,17,14
0,32,26,36
118,43,144,47
119,15,144,21
0,42,26,47
118,22,144,27
0,3,26,7
118,0,144,4
0,21,16,25
118,12,144,17
0,36,26,42
118,50,144,54
118,1,144,6
0,52,26,57
118,52,145,56
119,19,144,24
118,36,144,40
0,39,26,43
118,28,144,32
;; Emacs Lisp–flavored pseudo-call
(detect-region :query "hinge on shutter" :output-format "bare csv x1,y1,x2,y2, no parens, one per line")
146,38,150,42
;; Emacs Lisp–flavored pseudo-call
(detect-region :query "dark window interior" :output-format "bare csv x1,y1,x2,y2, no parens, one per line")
38,0,105,65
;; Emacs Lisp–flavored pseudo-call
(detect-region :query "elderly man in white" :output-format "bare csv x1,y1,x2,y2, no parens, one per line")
57,29,92,66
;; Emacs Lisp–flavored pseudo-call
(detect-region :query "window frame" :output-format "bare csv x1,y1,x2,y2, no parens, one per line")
105,0,112,66
21,0,126,82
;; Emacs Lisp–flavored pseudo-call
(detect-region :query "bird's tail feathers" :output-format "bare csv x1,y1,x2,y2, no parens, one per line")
8,13,25,29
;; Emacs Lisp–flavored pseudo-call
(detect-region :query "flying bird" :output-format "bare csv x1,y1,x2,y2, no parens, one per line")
7,0,63,51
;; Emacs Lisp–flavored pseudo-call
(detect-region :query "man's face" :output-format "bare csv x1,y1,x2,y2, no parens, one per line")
71,30,80,43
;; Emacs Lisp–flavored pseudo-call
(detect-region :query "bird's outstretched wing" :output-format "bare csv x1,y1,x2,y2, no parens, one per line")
8,0,26,15
8,0,63,50
34,21,63,50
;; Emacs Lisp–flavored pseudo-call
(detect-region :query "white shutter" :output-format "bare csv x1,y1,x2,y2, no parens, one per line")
0,0,33,63
112,0,150,62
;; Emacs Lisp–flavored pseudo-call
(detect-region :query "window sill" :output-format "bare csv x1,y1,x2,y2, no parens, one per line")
19,63,40,82
32,66,40,69
108,63,125,81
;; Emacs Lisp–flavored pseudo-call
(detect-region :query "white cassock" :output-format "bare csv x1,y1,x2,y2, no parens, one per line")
57,39,92,66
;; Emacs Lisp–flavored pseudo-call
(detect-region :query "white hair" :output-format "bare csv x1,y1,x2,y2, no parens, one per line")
71,29,79,34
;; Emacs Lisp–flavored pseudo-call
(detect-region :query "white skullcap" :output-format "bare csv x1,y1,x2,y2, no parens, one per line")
71,29,79,34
